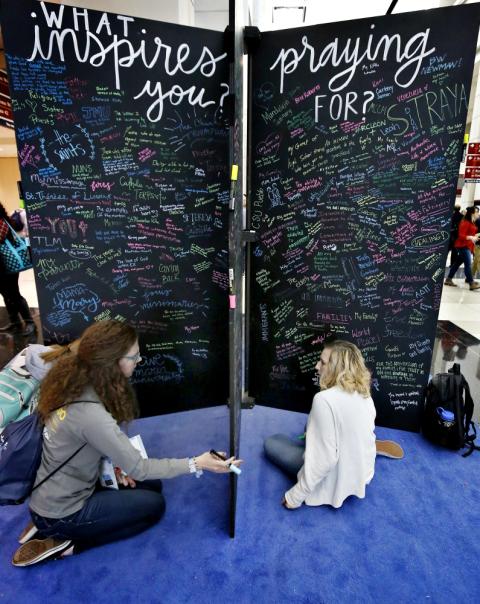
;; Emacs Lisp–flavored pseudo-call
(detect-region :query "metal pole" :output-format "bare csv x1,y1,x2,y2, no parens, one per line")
228,0,246,539
386,1,398,15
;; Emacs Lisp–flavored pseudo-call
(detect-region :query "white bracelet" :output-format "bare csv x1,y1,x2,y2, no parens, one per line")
188,457,203,478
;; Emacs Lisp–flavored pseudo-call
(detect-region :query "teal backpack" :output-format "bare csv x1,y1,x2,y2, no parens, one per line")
0,367,39,429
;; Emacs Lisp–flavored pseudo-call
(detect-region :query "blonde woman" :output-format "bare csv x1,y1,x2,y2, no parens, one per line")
265,340,380,509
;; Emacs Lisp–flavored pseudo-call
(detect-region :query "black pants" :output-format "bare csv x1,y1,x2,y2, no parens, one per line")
0,271,31,323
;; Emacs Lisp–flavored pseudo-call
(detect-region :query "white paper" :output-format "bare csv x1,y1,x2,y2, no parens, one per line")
99,434,148,489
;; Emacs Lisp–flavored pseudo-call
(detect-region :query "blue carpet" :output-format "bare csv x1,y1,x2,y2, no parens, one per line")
0,405,479,603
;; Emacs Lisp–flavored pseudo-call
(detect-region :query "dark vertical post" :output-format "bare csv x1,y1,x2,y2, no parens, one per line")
243,26,257,398
228,0,246,538
386,1,398,15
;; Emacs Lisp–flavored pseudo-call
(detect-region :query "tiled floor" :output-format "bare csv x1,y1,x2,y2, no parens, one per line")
438,276,480,338
1,269,479,422
0,270,42,368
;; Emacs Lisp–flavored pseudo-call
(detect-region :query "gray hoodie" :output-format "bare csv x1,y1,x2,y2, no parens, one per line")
29,386,189,518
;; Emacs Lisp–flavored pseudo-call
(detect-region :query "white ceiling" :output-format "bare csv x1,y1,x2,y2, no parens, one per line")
253,0,460,30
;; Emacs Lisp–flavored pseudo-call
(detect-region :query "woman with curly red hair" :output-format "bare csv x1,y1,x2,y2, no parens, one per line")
13,320,240,567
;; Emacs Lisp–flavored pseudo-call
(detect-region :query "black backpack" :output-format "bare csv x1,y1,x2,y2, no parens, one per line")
422,363,479,457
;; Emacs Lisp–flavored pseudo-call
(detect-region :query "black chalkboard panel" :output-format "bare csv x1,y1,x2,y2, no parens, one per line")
1,0,231,415
249,5,480,431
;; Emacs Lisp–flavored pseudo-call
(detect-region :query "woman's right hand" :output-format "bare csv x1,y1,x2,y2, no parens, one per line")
195,451,243,473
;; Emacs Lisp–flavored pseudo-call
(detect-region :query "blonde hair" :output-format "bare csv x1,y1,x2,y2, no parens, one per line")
319,340,371,398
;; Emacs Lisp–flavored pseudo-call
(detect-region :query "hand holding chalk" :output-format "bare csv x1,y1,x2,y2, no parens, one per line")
209,449,243,475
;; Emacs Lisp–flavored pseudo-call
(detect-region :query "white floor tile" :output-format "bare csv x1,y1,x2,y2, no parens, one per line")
453,322,480,340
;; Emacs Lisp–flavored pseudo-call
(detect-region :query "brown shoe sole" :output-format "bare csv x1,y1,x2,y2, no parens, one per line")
12,538,72,567
376,439,404,459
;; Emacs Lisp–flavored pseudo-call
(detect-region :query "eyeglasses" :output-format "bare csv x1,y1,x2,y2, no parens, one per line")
122,351,142,363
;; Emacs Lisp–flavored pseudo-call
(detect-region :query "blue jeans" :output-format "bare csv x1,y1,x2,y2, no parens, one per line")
264,434,305,478
30,479,165,551
448,247,473,283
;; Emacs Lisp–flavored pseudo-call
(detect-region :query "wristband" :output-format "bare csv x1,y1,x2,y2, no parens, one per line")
188,457,203,478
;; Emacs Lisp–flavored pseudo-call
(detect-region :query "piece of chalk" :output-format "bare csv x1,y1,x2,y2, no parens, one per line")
229,464,242,475
231,164,239,181
229,294,236,309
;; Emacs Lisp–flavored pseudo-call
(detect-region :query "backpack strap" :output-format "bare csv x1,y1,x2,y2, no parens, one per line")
32,400,99,492
462,422,480,457
461,439,480,458
32,443,87,491
49,398,100,413
460,380,479,457
462,379,475,434
452,373,465,447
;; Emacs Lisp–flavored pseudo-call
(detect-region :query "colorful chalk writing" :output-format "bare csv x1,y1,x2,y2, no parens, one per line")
249,5,480,430
1,0,230,415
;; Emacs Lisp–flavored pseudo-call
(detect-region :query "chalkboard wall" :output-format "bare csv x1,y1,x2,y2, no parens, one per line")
1,0,231,415
249,6,480,431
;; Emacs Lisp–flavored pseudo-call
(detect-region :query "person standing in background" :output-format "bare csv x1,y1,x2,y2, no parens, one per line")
445,206,480,290
471,205,480,278
0,201,35,335
449,204,463,267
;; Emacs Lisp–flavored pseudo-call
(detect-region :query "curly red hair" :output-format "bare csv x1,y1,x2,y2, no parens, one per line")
38,320,139,423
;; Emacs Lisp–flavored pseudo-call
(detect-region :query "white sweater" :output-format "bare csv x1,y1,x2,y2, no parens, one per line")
285,386,376,509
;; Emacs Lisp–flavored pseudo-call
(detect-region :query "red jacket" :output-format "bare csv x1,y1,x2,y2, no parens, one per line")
455,219,477,253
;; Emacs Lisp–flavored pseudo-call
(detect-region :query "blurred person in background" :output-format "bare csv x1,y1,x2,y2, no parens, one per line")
0,201,35,335
445,206,480,291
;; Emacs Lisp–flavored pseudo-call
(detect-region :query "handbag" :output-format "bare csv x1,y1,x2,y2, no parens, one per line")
0,221,32,273
0,400,97,506
0,218,8,243
0,366,40,429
